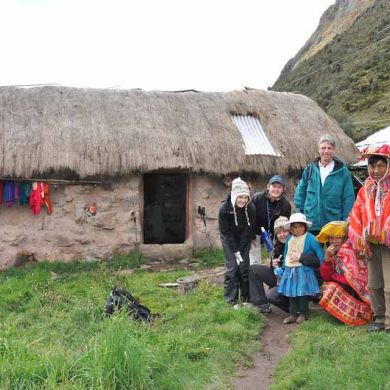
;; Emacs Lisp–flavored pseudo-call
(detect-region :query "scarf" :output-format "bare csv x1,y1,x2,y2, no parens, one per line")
285,233,306,267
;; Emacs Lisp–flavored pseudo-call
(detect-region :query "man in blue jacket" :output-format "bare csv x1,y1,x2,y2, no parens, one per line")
294,134,355,235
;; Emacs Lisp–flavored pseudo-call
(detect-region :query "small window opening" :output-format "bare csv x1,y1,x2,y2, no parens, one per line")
231,114,278,156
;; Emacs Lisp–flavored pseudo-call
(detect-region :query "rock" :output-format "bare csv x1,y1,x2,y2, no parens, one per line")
179,258,189,264
90,212,117,230
114,269,135,276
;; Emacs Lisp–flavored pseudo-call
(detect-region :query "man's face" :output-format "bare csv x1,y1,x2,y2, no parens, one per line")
319,142,335,165
268,182,284,200
368,159,388,182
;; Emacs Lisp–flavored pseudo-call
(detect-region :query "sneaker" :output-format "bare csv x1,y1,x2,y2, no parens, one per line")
296,314,306,323
366,322,385,333
257,303,272,313
283,315,298,324
232,303,241,310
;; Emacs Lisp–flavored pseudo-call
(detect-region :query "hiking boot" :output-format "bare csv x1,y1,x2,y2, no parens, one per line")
296,314,306,324
257,303,272,313
283,315,298,324
366,321,385,333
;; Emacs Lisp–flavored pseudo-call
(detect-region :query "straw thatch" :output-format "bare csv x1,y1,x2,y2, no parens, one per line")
0,86,358,179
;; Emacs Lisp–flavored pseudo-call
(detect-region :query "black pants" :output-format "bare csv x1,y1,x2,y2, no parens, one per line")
249,264,289,312
289,296,309,316
221,238,250,304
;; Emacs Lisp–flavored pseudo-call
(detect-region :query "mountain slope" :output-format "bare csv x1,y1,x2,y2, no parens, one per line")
272,0,390,141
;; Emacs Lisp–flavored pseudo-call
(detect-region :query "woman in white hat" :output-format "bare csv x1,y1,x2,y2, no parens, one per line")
249,216,290,313
218,177,256,305
276,213,324,324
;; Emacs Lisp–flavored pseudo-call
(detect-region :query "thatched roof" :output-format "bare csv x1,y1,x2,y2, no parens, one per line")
0,86,358,179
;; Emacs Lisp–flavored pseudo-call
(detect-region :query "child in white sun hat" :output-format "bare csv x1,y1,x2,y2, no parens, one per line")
275,213,324,324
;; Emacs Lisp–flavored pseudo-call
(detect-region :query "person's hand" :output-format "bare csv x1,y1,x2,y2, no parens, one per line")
234,251,244,265
289,250,301,263
251,239,257,247
272,255,283,268
325,245,337,262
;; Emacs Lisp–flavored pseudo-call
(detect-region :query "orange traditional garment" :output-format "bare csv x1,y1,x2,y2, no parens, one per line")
320,242,372,326
42,183,53,214
348,171,390,257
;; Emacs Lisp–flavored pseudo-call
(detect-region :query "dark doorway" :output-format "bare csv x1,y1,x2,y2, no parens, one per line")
143,173,187,244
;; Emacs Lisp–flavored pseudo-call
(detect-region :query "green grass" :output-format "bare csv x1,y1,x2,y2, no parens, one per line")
4,251,389,389
270,310,390,390
0,252,261,389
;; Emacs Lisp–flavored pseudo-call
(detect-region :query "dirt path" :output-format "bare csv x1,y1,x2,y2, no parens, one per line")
232,306,297,390
133,262,296,390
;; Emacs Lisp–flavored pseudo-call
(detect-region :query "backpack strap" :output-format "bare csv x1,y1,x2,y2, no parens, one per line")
306,163,314,184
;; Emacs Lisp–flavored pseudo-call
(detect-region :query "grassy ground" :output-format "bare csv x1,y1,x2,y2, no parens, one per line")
270,309,390,390
2,250,390,389
0,251,261,390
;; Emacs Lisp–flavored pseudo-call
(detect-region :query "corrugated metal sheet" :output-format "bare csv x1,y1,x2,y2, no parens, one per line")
231,114,278,156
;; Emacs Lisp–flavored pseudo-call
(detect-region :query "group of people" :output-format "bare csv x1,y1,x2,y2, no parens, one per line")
218,134,390,332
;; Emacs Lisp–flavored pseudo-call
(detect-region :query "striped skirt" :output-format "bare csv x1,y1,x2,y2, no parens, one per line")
320,282,372,326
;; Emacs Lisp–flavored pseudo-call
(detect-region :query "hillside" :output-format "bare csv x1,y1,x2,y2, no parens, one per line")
272,0,390,141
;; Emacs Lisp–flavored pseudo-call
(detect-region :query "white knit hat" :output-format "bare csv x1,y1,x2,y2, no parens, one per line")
274,216,289,233
284,213,313,229
231,177,250,208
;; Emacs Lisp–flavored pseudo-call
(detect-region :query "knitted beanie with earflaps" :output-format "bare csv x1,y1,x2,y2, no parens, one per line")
231,177,251,226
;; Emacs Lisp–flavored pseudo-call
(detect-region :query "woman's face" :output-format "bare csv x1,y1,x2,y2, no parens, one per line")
328,236,344,251
235,195,249,208
268,183,284,201
290,223,306,237
276,229,289,243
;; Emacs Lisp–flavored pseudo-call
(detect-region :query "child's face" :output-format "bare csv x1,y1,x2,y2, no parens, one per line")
235,195,249,208
276,229,289,243
290,223,306,237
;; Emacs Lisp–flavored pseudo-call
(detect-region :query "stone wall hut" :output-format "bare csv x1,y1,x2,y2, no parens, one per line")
0,86,358,268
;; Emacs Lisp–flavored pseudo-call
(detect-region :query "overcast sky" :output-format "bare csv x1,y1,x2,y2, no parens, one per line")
1,0,334,91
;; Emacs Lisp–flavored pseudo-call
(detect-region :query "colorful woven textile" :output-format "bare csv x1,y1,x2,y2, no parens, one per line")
337,242,370,304
320,282,372,326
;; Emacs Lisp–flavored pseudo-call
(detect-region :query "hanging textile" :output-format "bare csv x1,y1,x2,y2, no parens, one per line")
29,182,44,215
0,181,3,206
42,183,53,214
3,181,18,207
18,182,32,205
